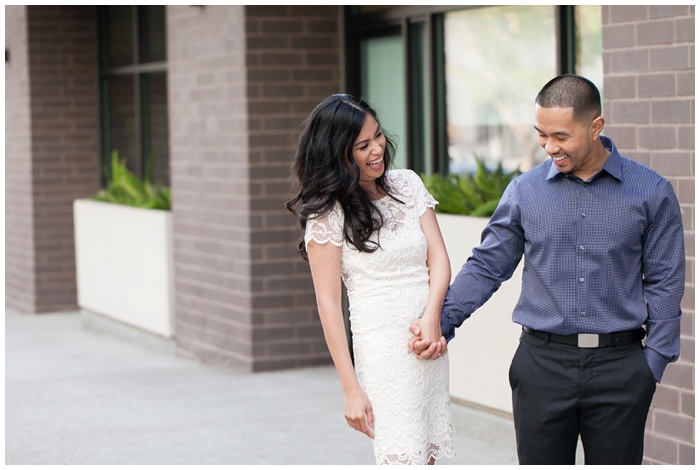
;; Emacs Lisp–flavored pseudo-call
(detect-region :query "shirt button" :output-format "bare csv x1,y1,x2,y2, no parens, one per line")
581,212,587,218
579,245,585,251
581,311,586,316
580,277,585,283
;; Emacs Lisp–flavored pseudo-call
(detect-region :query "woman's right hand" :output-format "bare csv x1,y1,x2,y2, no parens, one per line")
344,385,375,439
408,320,447,360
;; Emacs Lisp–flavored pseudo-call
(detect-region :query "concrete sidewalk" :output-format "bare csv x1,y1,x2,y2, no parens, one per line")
5,308,518,465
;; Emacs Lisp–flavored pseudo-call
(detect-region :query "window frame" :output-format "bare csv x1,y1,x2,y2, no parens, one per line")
343,5,582,176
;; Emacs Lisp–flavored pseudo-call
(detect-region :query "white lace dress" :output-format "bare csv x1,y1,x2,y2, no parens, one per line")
305,169,454,465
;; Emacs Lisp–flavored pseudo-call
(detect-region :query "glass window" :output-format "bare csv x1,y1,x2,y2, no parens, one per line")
98,6,169,186
345,5,602,176
444,6,557,174
104,6,134,68
360,35,408,169
141,6,167,63
105,76,138,173
408,20,431,174
575,5,603,98
144,72,169,184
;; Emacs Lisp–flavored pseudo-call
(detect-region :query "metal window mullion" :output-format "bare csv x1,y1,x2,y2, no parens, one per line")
100,77,112,185
129,5,143,179
557,5,576,75
401,17,414,171
406,17,427,174
99,62,167,76
97,7,111,184
428,13,447,176
140,74,151,182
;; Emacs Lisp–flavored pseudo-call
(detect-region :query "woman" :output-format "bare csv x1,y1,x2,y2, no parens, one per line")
286,94,454,465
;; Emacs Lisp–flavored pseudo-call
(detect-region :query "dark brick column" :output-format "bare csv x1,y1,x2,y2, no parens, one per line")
168,5,339,371
5,6,100,313
602,5,695,465
167,5,254,370
245,5,340,371
5,6,35,313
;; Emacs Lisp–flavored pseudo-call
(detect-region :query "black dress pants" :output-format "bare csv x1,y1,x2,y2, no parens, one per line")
509,331,657,465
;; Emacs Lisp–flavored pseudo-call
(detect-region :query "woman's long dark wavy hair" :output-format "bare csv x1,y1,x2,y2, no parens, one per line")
286,94,398,259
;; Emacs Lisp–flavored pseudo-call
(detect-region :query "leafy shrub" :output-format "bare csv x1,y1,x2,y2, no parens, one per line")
421,158,520,217
92,151,171,210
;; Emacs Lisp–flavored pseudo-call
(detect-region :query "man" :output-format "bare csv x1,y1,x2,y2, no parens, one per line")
410,74,685,464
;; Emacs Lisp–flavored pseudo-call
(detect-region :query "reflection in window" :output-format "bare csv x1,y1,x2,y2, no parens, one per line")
104,6,134,68
575,5,603,97
360,35,407,169
444,6,556,174
144,73,169,185
106,76,138,173
141,6,166,63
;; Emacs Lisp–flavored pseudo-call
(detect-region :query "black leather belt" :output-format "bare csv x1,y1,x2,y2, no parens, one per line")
523,327,646,348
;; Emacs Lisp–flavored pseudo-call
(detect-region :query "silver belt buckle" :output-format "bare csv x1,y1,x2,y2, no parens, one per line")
578,333,599,348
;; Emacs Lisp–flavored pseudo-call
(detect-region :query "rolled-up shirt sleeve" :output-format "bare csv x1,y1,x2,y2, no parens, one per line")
640,179,685,382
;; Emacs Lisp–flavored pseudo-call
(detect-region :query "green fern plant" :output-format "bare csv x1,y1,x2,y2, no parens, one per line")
92,150,171,211
421,157,520,217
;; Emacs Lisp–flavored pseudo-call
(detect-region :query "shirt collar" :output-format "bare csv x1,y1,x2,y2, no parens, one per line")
599,136,622,181
545,135,622,182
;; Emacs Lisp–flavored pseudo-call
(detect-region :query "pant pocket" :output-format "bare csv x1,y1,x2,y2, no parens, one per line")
636,344,657,386
508,334,525,389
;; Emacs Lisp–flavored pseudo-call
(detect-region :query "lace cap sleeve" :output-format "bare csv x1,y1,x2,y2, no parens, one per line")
407,170,438,216
304,203,345,248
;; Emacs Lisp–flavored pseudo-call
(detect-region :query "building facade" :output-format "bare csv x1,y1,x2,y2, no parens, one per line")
5,5,694,464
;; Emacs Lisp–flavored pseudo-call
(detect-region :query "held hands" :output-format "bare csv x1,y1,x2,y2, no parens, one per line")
344,385,375,439
407,318,447,360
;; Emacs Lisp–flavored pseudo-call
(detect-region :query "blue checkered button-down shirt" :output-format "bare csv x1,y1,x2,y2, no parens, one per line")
441,136,685,382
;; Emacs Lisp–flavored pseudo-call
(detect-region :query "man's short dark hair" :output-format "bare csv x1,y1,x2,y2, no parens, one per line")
535,74,602,123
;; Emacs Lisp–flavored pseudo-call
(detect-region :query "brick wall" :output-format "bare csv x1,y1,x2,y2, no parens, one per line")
602,5,695,465
245,5,340,371
167,5,253,370
168,5,339,372
5,6,36,312
5,6,100,313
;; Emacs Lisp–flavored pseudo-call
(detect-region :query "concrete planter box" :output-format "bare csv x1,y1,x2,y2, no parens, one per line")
73,199,174,338
437,213,522,415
